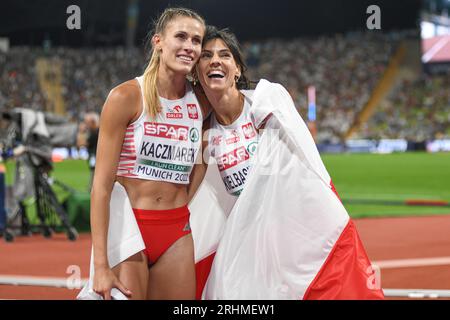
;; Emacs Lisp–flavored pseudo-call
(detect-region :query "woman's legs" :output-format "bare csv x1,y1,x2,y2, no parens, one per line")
112,251,149,300
146,233,196,300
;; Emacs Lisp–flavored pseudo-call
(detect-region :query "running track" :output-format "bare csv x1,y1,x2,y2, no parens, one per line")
1,215,449,300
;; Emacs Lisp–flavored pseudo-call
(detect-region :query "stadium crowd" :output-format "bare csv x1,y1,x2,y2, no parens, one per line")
244,31,397,143
59,47,143,119
1,31,448,143
360,72,450,141
0,47,46,113
0,47,144,122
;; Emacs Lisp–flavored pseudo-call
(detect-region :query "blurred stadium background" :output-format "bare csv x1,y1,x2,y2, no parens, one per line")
0,0,449,299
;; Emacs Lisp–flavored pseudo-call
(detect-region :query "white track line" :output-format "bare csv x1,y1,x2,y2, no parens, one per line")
373,257,450,269
0,275,88,288
345,192,447,199
1,276,449,299
383,289,450,298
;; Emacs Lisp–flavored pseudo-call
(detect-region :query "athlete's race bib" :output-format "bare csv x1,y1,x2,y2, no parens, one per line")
134,122,200,184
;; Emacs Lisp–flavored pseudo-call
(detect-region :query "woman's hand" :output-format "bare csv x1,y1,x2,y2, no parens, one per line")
93,266,132,300
90,81,140,300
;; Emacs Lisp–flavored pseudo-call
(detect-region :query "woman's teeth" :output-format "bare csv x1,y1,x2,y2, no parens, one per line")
208,71,225,78
178,55,193,62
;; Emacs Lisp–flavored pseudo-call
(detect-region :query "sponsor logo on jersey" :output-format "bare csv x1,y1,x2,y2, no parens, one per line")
242,122,256,139
247,142,258,155
226,129,240,145
144,122,189,141
211,135,223,146
187,104,199,119
217,146,249,171
189,128,200,143
166,105,183,119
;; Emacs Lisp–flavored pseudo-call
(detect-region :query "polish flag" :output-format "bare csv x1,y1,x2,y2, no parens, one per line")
189,80,384,300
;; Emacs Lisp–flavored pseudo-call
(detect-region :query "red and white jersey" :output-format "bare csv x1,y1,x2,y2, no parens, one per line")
116,76,203,184
208,94,258,196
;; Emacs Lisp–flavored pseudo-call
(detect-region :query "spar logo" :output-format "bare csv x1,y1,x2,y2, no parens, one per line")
217,146,249,171
242,122,256,139
226,129,240,145
187,104,199,119
247,142,258,155
166,105,183,119
144,122,188,141
189,128,199,143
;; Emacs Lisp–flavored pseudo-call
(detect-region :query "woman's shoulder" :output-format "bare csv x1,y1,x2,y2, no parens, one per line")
102,79,142,121
108,79,141,103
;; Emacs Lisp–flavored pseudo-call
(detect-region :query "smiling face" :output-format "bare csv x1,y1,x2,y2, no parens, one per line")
197,38,241,93
153,16,205,76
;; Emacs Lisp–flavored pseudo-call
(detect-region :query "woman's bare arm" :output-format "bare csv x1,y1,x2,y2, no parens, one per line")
90,81,140,298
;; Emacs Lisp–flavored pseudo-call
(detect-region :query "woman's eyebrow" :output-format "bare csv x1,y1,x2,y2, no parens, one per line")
201,49,231,53
175,30,202,38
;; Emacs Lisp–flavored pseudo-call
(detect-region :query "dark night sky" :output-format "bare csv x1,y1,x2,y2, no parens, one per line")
0,0,423,46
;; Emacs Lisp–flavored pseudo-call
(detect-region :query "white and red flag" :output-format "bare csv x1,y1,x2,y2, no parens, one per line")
190,79,384,299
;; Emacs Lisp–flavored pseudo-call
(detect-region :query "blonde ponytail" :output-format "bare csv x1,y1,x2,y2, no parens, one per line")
143,49,161,119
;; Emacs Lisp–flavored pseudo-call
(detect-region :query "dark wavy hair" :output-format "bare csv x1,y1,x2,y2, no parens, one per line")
202,25,254,90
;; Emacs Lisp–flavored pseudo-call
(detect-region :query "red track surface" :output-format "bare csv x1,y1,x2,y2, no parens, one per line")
355,215,450,292
1,215,449,300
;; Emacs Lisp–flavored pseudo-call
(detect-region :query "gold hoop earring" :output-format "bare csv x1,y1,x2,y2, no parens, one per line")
187,73,197,86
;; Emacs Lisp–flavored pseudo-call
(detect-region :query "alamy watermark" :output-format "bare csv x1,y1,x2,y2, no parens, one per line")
66,5,81,30
366,264,382,290
366,5,381,30
66,264,82,290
